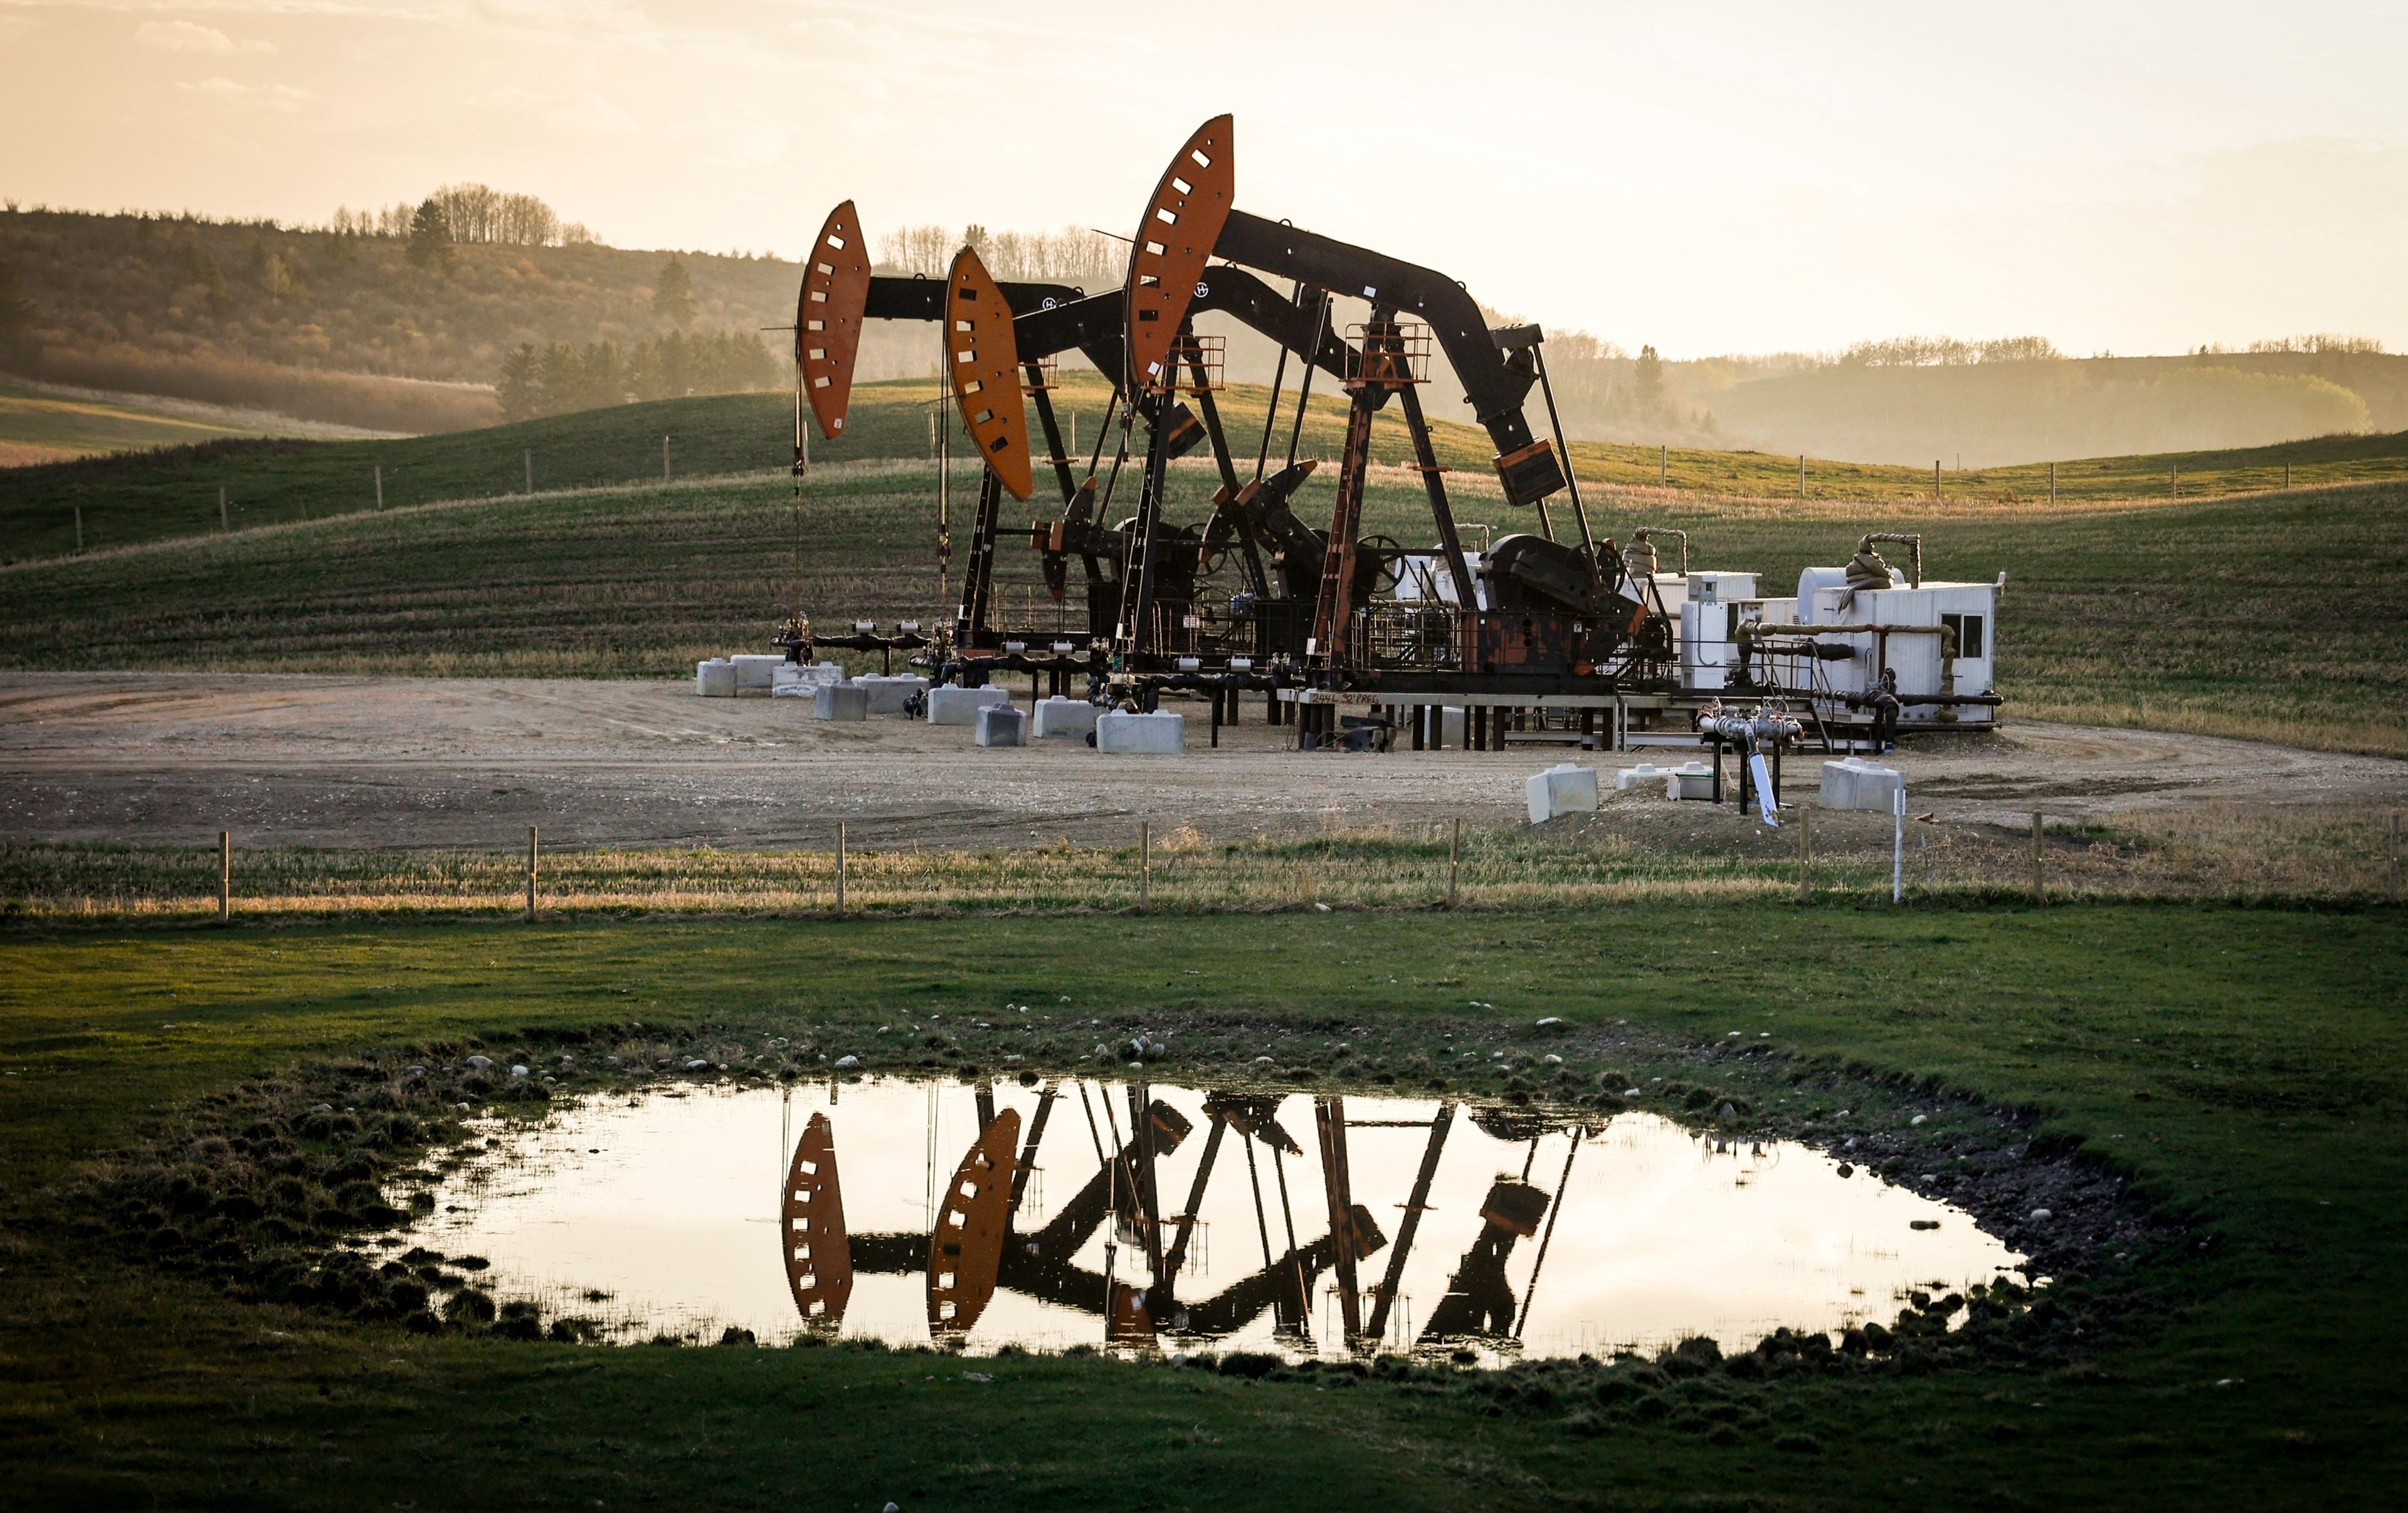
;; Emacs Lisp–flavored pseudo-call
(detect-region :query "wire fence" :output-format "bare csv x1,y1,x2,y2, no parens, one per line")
2,802,2399,924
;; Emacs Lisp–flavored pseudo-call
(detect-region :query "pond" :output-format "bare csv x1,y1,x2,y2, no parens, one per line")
391,1077,2027,1363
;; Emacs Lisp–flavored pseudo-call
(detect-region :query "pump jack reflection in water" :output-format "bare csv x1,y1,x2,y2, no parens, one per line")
779,1083,1583,1356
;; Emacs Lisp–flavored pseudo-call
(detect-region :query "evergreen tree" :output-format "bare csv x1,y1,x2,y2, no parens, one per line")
652,256,694,326
497,343,540,422
0,258,34,366
406,199,452,271
1632,344,1666,420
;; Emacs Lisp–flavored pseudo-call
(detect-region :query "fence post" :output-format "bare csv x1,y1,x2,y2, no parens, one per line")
2030,811,2045,904
1797,454,1805,499
525,825,538,921
218,830,231,922
663,435,672,484
1798,801,1812,903
2047,460,2056,502
525,449,534,494
1448,818,1460,908
74,506,83,553
219,486,229,531
1933,460,1942,503
374,464,384,509
1892,788,1905,904
2390,812,2400,904
836,821,847,917
1659,444,1667,486
1139,820,1151,911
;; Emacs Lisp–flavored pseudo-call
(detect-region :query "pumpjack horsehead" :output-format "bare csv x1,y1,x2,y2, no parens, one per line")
790,116,1671,707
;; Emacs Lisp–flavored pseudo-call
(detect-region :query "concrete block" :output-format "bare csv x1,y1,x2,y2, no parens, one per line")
1526,762,1601,824
1665,762,1716,801
774,659,846,691
927,684,1013,726
1613,763,1671,792
1442,706,1466,747
856,674,929,715
1096,710,1185,754
974,704,1027,748
1820,758,1903,812
1033,696,1101,740
695,659,736,698
813,683,869,721
731,654,783,695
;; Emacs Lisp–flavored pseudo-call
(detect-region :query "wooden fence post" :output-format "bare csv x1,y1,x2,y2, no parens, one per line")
1139,820,1151,911
836,821,847,917
525,825,538,921
218,830,231,922
74,506,84,552
1798,802,1812,903
662,435,672,484
1449,817,1461,908
2030,811,2045,904
219,486,229,531
1933,460,1942,502
374,464,384,509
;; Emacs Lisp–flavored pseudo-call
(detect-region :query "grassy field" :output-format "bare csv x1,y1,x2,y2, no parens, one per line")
1,903,2402,1509
4,428,2404,754
7,374,2407,563
3,797,2402,925
0,377,348,470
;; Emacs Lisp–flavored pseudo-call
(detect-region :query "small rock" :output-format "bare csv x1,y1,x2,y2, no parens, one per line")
1910,1114,1928,1127
962,1371,993,1383
465,1056,492,1071
834,1055,861,1070
1622,1087,1641,1096
1543,1054,1563,1065
1910,1219,1940,1231
1313,903,1331,912
404,1065,428,1076
2028,1208,2052,1222
1255,1056,1275,1065
1534,1017,1565,1030
885,1504,901,1513
1836,1163,1856,1178
684,1058,709,1071
509,1065,529,1078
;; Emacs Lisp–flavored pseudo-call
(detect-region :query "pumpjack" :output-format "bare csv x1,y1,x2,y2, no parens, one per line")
784,115,1681,736
783,1080,1594,1359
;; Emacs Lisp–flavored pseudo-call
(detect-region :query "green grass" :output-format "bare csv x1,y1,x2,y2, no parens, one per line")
0,377,307,467
4,798,2402,924
1,904,2403,1508
8,374,2407,563
4,427,2403,753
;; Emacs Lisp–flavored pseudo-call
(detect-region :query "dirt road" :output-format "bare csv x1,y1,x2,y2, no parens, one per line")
4,672,2402,851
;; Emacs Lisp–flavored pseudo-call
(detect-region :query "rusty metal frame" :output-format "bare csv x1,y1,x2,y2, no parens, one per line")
782,1111,854,1327
945,246,1035,502
798,201,871,439
1124,114,1234,393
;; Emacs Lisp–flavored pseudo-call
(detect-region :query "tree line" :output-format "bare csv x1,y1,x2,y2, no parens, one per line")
328,184,598,249
497,330,779,421
877,223,1123,289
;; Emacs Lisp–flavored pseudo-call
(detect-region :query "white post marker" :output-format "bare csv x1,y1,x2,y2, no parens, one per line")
1892,787,1906,904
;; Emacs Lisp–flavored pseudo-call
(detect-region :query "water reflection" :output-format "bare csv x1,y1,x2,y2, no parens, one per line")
399,1078,2025,1362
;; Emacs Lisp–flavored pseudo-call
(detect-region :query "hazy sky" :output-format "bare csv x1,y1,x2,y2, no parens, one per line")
4,1,2404,357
